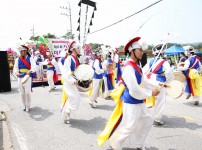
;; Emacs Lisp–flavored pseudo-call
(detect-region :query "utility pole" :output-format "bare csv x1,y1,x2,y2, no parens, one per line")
31,26,35,37
60,1,73,39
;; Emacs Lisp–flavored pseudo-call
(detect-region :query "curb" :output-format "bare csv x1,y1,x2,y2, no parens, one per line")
0,103,13,150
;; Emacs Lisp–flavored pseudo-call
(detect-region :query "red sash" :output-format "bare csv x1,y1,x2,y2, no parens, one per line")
190,57,198,69
124,61,142,75
48,58,54,66
147,60,165,79
19,57,31,69
72,55,79,67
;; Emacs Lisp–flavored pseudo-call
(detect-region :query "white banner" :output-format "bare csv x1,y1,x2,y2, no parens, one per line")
48,39,70,58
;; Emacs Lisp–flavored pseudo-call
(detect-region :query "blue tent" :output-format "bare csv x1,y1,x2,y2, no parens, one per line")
164,45,185,56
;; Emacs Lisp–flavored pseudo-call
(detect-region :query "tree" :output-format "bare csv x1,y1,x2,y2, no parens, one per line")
43,33,57,39
61,32,74,39
30,35,40,41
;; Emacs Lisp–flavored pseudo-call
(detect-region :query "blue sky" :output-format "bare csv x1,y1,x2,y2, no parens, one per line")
0,0,202,50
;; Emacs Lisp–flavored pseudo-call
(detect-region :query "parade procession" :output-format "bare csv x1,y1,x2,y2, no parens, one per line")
0,0,202,150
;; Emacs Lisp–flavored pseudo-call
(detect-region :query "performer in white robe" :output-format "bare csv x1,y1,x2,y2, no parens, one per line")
108,37,166,150
34,51,44,80
62,41,81,124
89,52,104,108
13,45,36,112
143,44,174,125
176,46,202,105
40,51,57,92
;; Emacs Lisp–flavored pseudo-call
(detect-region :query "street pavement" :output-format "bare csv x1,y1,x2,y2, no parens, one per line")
0,78,202,150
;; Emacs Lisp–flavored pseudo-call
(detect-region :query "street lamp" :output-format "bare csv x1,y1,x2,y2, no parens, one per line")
60,1,73,39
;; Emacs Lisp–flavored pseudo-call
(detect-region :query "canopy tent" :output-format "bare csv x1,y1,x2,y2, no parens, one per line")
164,45,185,56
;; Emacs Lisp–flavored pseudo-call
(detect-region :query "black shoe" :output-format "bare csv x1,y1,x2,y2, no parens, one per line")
194,101,199,105
186,94,191,99
23,107,26,111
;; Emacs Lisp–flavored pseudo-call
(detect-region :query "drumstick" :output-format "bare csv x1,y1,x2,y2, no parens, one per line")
72,72,88,81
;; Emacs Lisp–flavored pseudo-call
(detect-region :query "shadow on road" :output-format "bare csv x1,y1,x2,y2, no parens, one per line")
69,116,107,134
183,101,202,108
28,106,54,121
95,104,114,111
155,116,202,130
1,87,19,95
122,146,167,150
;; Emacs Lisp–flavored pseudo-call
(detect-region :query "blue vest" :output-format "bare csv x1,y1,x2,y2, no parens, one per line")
121,66,144,104
149,58,166,82
70,58,76,72
185,56,200,76
36,57,42,65
61,57,65,66
18,57,31,78
92,59,103,79
47,58,55,71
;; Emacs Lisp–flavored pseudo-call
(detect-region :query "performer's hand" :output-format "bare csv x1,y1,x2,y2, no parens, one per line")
16,72,20,77
26,70,31,75
152,89,160,96
174,65,177,69
73,80,78,85
159,82,170,87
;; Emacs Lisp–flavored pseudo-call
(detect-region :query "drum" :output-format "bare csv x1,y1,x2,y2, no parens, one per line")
77,80,93,92
166,80,183,99
173,71,186,83
74,64,94,92
21,74,30,84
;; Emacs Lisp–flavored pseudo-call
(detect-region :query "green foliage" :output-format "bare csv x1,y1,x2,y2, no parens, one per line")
43,33,57,39
30,35,40,41
61,32,74,39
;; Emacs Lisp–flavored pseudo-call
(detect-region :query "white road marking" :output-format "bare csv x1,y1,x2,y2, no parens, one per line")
11,123,28,150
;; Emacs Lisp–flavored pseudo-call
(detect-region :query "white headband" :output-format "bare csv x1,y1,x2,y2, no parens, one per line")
128,42,142,51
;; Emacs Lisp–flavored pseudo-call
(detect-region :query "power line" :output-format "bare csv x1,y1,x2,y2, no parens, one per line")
89,0,163,35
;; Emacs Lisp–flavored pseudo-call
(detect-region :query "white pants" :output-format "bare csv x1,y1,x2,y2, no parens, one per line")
18,77,32,108
36,65,43,80
110,103,153,149
47,70,55,90
153,87,166,121
89,78,102,103
103,77,110,97
62,81,81,115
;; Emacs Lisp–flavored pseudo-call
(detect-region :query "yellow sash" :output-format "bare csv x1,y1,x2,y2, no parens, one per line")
98,84,126,147
20,68,29,73
188,69,202,96
61,78,68,111
47,65,53,68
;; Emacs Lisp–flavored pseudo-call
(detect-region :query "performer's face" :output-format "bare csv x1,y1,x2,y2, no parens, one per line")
20,50,27,57
75,47,81,55
134,48,144,59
